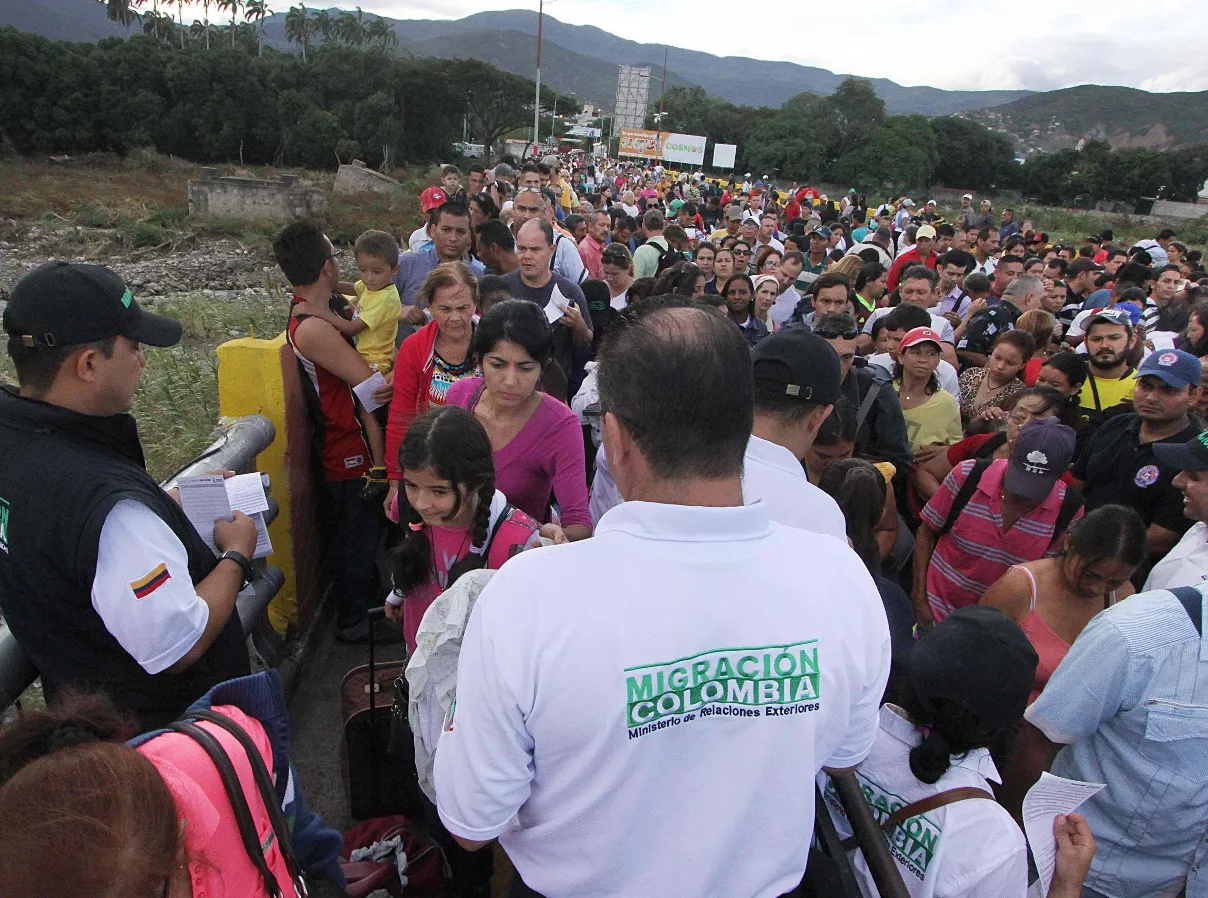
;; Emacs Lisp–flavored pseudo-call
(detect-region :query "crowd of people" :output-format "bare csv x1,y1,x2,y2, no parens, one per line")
2,152,1208,898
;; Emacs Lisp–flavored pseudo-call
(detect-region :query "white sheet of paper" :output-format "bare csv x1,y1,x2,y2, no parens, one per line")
180,474,273,559
544,284,570,324
1023,771,1105,897
224,472,269,514
247,511,273,559
177,475,232,553
353,371,388,413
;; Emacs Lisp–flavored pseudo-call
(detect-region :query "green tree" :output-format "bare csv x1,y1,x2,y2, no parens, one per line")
930,116,1016,190
827,77,884,158
366,17,397,52
336,10,365,46
833,115,937,190
447,60,541,164
744,94,837,182
99,0,139,30
312,9,333,45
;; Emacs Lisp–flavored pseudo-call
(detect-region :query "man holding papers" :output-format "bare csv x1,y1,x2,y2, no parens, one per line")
0,261,256,730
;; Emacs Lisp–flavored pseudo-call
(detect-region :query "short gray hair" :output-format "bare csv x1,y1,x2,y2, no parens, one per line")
1003,275,1044,301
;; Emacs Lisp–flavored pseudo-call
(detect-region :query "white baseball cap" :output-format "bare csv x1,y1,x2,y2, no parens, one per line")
962,193,973,200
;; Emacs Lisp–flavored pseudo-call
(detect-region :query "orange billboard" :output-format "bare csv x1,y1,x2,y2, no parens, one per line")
618,128,663,159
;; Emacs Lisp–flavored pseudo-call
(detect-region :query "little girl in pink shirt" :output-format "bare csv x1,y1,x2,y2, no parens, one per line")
384,405,549,652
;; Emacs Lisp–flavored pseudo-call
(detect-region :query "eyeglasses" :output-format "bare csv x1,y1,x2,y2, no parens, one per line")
733,249,751,256
814,327,859,340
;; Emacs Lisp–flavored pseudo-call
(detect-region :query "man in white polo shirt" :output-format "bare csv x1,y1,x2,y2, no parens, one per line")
435,306,891,898
587,304,847,542
746,326,847,540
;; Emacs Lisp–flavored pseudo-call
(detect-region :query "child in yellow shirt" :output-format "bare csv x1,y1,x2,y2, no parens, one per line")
317,230,402,492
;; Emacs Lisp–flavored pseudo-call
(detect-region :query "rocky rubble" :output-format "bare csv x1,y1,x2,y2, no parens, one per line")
0,219,286,302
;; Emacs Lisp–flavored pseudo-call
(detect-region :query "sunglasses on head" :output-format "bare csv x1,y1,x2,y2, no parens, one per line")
814,326,859,340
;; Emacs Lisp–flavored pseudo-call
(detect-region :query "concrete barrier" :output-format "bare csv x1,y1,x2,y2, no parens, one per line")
188,168,327,220
216,334,330,635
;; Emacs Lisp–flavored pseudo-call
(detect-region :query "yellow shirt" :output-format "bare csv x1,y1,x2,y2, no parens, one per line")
556,178,575,212
1079,371,1135,413
895,385,963,454
353,281,401,373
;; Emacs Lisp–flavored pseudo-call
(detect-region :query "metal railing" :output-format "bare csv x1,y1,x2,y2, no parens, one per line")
0,415,282,711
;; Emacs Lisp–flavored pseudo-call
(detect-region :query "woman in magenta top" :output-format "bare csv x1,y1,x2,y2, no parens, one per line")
446,299,592,541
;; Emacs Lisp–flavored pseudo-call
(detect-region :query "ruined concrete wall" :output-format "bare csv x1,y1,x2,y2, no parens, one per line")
188,168,327,220
1150,200,1208,220
333,160,401,196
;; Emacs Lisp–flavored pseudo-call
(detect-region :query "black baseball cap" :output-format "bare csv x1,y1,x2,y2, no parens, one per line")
4,261,181,350
910,606,1039,733
751,327,841,405
1155,430,1208,472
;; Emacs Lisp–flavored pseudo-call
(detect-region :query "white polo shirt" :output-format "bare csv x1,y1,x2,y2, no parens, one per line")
1144,521,1208,591
819,705,1026,898
743,434,847,541
590,438,847,542
435,500,891,898
92,499,210,674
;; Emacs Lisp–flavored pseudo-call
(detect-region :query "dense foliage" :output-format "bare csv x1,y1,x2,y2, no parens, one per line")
0,26,559,169
652,80,1208,203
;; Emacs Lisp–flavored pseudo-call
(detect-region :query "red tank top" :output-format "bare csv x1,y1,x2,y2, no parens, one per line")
287,296,371,481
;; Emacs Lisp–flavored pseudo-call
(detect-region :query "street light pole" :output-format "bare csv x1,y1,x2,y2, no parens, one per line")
533,0,544,153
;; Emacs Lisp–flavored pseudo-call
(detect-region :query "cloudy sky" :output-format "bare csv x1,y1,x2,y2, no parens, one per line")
225,1,1208,92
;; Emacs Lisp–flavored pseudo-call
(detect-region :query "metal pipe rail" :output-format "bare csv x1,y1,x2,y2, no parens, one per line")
829,771,912,898
0,415,281,712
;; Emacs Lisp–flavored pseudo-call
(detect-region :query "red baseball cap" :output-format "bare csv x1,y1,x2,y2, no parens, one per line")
420,186,448,213
899,326,943,353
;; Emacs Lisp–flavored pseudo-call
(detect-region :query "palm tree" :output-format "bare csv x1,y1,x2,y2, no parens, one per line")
312,9,333,45
335,10,363,46
284,4,312,61
216,0,241,48
100,0,138,31
173,0,187,48
366,17,397,52
199,0,213,48
242,0,267,55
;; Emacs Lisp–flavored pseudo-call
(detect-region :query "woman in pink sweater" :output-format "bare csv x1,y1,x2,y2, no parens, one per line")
446,299,592,540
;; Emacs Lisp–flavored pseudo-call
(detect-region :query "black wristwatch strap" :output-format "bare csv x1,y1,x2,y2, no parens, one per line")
218,550,254,588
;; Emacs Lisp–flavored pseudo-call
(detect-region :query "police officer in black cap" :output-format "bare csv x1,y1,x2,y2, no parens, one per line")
0,261,257,730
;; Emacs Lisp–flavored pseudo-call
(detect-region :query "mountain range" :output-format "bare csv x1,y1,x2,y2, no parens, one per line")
3,0,1206,148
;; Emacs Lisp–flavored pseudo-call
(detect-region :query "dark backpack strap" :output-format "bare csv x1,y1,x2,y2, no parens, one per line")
973,432,1008,459
1053,486,1084,541
482,503,519,561
1171,585,1204,635
856,376,884,431
936,458,992,538
167,721,288,898
881,787,995,832
184,709,306,893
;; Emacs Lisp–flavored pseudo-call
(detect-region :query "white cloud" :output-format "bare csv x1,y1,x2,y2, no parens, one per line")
205,1,1208,93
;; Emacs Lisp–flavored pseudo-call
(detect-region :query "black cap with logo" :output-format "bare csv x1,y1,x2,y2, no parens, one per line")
3,261,182,350
751,327,842,405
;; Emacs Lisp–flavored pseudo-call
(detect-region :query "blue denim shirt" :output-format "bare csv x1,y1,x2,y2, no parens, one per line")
1026,585,1208,898
393,248,485,309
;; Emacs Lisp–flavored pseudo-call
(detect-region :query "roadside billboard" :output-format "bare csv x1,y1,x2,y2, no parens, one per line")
661,133,707,166
618,128,663,159
712,143,737,169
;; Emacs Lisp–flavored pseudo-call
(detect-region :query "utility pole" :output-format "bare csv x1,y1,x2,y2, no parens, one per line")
533,0,545,154
659,45,668,118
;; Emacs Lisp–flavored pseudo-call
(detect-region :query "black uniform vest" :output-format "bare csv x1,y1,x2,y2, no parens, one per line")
0,387,248,730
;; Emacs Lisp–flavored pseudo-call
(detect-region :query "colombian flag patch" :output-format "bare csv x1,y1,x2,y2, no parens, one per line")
130,563,171,599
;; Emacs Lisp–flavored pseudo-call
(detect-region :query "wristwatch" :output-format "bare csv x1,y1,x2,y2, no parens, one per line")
218,550,254,589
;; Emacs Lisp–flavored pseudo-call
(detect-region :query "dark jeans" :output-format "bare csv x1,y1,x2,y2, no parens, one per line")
320,478,383,630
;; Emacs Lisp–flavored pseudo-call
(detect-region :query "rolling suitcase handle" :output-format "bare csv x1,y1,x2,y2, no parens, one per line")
365,606,387,808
